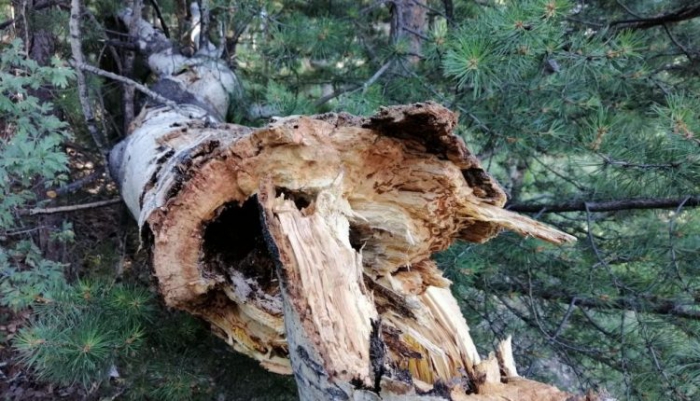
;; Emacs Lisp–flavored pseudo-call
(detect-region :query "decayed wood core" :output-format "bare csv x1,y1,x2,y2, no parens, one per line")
114,101,592,399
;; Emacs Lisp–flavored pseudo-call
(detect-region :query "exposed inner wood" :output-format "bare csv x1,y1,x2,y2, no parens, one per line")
113,101,589,399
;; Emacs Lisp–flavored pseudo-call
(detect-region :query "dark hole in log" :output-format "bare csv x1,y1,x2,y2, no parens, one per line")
201,198,277,293
349,226,366,252
276,187,312,210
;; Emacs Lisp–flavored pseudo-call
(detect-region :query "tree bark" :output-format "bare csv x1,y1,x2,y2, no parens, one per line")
391,0,428,63
108,8,602,401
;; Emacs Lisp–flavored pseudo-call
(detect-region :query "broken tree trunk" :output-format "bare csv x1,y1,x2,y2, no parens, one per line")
108,7,600,401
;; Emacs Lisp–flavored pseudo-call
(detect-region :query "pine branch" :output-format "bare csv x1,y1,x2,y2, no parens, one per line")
483,280,700,320
507,196,700,213
610,4,700,29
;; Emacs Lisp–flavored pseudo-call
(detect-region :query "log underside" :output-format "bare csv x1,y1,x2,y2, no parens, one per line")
114,101,591,400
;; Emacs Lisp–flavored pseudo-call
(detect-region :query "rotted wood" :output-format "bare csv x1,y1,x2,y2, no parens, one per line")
111,96,596,399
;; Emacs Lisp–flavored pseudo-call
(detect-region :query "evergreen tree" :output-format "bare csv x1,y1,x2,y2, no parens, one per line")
1,0,699,399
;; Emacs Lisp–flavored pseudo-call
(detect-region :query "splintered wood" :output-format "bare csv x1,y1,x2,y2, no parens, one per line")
113,102,593,399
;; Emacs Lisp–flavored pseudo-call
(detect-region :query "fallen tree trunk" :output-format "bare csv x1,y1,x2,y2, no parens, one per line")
107,7,601,400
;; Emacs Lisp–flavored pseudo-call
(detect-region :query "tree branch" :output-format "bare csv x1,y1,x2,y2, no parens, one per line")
507,196,700,213
54,169,104,196
610,4,700,29
69,0,108,157
122,0,142,130
148,0,170,38
20,199,122,216
197,0,210,52
483,280,700,321
662,23,694,60
76,63,179,109
314,60,393,107
442,0,454,29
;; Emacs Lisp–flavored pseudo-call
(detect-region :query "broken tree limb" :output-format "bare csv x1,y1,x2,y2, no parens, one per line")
107,6,598,400
111,100,586,399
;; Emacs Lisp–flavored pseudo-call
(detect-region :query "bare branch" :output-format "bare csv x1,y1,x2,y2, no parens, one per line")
483,280,700,321
197,0,210,51
123,0,143,130
662,24,694,60
442,0,454,28
21,199,122,216
507,196,700,213
148,0,170,38
54,170,104,196
599,154,681,169
315,60,393,107
610,4,700,29
69,0,108,156
76,63,179,109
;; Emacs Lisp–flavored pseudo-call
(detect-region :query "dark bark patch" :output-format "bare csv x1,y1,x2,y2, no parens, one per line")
296,346,327,378
416,379,451,399
364,276,416,319
369,318,387,392
382,325,422,359
324,386,350,400
462,168,504,203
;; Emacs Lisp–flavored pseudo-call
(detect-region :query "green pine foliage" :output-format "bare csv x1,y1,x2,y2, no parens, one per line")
12,282,149,388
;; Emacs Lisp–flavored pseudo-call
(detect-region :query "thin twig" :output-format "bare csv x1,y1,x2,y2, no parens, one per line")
578,307,614,337
315,60,393,107
668,196,690,291
599,154,680,169
662,24,693,60
550,297,577,343
21,199,122,216
615,0,642,18
408,0,446,20
401,25,431,41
